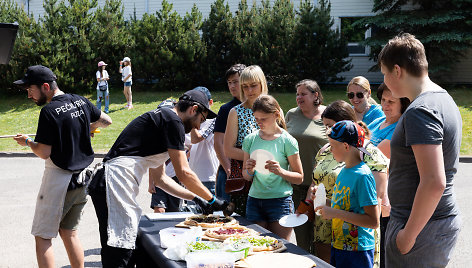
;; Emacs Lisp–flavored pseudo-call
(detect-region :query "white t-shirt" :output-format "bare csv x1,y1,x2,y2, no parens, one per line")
165,134,191,178
188,119,218,182
96,70,109,89
121,66,132,82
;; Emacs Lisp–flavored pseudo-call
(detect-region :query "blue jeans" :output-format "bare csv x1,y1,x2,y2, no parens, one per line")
215,166,230,202
97,89,109,113
246,195,293,222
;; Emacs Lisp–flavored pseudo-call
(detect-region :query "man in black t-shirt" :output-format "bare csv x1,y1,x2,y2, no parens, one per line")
13,65,112,268
88,89,231,267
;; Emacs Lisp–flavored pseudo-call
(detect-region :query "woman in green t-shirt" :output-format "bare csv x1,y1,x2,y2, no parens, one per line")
285,79,328,253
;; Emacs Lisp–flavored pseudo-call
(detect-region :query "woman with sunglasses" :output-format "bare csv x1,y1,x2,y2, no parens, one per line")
347,76,385,126
285,79,328,253
306,100,388,266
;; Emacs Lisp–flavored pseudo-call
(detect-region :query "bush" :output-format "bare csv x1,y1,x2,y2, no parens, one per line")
0,0,352,94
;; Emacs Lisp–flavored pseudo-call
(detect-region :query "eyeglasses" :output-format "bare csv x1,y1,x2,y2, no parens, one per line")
347,92,365,99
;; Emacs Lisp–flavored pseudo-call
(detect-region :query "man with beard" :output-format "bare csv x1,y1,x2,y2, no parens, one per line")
87,89,229,267
13,65,112,268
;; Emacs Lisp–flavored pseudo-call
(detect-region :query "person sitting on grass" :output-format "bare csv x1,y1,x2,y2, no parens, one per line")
316,120,379,268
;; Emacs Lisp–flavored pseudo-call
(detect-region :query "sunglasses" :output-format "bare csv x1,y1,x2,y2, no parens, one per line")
198,110,206,123
347,92,365,99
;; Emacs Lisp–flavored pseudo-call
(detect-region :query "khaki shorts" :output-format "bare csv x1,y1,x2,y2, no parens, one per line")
60,186,87,230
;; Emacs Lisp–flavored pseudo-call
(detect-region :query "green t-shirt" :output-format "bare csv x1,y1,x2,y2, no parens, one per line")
286,107,328,186
242,129,299,199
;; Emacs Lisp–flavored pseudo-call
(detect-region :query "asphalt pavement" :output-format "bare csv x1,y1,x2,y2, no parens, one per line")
0,156,471,267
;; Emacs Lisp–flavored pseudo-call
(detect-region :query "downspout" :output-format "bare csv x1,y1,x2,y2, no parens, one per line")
145,0,149,13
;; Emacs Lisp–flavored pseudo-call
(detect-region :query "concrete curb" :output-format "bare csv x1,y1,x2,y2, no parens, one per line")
0,152,107,158
1,151,471,162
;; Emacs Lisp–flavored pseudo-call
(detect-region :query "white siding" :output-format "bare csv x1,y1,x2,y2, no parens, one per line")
329,0,381,83
339,57,383,83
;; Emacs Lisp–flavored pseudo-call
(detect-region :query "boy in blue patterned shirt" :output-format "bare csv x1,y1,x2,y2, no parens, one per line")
315,120,379,268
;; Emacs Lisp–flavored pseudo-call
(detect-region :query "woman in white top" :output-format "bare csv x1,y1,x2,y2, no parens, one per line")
119,57,133,109
96,61,110,113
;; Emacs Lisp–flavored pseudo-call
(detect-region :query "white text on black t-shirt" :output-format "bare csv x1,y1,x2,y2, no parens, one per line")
54,99,87,119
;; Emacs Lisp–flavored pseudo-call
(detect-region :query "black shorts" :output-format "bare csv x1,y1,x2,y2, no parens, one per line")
150,176,182,212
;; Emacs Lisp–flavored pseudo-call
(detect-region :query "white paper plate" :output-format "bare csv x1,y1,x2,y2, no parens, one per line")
279,214,308,227
250,149,275,175
145,212,195,221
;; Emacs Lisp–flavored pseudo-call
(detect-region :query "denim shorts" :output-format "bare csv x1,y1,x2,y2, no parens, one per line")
246,195,293,222
331,247,374,268
124,81,132,87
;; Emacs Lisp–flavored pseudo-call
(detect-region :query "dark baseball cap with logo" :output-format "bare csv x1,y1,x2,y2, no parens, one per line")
14,65,57,86
328,120,371,156
178,89,217,119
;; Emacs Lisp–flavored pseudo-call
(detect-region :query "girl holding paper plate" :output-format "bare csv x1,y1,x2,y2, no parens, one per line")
307,100,388,266
242,95,303,240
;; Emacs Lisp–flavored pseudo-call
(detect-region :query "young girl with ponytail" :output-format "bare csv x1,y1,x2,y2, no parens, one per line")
242,94,303,240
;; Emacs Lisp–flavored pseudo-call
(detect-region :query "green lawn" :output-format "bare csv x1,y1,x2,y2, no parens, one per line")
1,87,471,155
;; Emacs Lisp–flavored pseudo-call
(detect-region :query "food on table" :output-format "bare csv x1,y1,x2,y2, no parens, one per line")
186,241,224,253
183,214,238,228
224,236,284,252
205,226,259,240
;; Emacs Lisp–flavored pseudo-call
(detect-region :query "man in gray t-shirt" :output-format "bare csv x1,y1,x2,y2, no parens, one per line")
379,33,462,268
389,90,461,221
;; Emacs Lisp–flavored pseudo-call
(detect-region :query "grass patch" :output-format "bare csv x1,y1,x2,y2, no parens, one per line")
0,87,471,155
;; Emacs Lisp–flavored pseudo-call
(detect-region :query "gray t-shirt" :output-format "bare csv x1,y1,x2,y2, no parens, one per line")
388,89,462,221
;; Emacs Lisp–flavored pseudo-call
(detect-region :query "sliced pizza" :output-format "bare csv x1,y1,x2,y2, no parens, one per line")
205,226,259,241
183,214,238,228
224,236,284,252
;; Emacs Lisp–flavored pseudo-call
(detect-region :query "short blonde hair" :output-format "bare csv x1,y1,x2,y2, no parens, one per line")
347,76,371,94
239,65,269,101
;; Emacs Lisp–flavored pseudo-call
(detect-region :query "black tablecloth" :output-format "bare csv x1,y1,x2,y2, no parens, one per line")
136,215,333,268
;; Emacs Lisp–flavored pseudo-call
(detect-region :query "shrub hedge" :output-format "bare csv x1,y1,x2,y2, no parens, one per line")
0,0,350,93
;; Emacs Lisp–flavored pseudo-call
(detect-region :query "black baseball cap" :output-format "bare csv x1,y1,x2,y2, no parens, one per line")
14,65,57,86
179,89,217,119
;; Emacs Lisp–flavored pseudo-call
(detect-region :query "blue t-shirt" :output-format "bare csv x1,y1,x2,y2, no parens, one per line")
242,129,299,199
363,104,385,126
368,117,398,146
331,162,378,251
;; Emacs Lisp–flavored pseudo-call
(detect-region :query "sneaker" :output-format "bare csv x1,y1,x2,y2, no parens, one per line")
127,104,133,110
124,103,129,108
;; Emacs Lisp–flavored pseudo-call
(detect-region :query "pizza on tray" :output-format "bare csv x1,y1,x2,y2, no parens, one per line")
224,236,284,252
183,214,238,228
205,226,259,240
